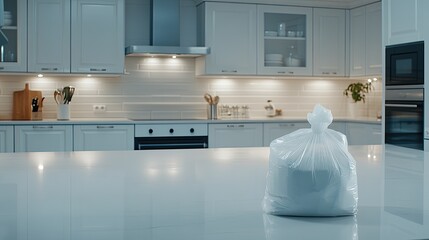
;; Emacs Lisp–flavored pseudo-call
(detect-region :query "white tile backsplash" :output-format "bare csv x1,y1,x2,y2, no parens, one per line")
0,58,382,120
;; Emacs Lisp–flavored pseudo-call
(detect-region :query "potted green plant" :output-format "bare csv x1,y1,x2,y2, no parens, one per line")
343,82,373,103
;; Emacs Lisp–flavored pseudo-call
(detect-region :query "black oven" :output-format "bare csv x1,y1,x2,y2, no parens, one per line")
385,88,424,150
385,41,424,86
134,123,208,150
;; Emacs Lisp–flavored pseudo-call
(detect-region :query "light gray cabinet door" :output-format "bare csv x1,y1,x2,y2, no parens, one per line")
74,125,134,151
350,6,366,76
15,125,73,152
313,8,346,76
263,122,309,146
365,2,382,76
257,5,313,76
209,123,263,148
347,123,382,145
350,2,381,77
197,2,257,75
27,0,71,73
383,0,422,45
0,0,27,72
71,0,124,74
0,125,14,152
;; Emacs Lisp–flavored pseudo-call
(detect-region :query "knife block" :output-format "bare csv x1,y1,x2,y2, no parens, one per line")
12,83,43,120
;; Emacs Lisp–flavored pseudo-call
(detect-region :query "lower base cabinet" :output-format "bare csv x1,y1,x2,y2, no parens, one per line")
209,123,263,148
15,125,73,152
346,122,382,145
0,126,14,153
73,125,134,151
263,122,309,146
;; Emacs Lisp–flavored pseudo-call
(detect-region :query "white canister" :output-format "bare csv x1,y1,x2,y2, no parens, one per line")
278,23,286,37
57,104,70,120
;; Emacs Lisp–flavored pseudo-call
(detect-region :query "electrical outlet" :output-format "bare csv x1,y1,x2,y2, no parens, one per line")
93,105,106,112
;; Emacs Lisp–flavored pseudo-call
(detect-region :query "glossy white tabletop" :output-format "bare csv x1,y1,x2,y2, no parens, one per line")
0,145,427,240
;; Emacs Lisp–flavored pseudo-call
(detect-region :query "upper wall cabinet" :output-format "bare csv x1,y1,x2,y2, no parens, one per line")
257,5,313,76
313,8,346,76
27,0,124,74
28,0,71,73
383,0,419,45
196,2,257,75
71,0,125,74
350,2,381,76
0,0,27,72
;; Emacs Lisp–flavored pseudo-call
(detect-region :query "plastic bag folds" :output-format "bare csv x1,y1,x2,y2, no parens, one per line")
262,104,358,216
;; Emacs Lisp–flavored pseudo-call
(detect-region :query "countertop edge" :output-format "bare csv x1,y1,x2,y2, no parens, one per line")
0,117,382,125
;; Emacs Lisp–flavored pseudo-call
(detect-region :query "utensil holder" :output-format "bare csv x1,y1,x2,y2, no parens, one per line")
208,104,218,120
31,111,43,121
57,104,70,120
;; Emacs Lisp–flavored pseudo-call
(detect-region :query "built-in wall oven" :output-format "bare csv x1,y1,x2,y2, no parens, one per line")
385,41,424,150
134,123,208,150
385,88,424,150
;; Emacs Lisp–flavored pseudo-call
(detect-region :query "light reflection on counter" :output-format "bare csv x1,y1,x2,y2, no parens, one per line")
1,146,429,239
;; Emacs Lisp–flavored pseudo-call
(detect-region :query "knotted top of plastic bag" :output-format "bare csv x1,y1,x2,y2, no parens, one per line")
307,104,333,134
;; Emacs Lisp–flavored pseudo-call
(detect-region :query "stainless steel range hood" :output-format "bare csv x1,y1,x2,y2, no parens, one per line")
125,0,209,57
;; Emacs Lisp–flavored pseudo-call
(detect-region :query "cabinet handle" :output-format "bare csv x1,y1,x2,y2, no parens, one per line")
90,68,107,72
33,126,54,129
322,72,330,75
277,71,286,74
221,70,238,73
96,125,114,129
227,124,244,128
41,67,59,71
288,71,294,74
369,64,382,68
332,72,337,75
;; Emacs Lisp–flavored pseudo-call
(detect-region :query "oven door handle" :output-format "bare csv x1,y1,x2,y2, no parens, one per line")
385,104,419,108
138,142,208,150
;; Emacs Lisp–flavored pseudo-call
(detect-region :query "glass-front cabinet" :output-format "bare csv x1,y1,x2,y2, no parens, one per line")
0,0,27,72
257,5,312,76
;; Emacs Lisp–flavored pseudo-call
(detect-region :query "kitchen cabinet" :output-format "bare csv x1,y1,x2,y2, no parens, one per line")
365,2,382,76
71,0,124,74
14,125,73,152
0,0,27,72
0,125,14,152
196,2,257,75
208,123,263,148
73,124,134,151
263,121,348,146
383,0,426,45
346,122,381,145
263,122,308,146
350,2,381,76
257,5,313,76
27,0,70,73
313,8,346,77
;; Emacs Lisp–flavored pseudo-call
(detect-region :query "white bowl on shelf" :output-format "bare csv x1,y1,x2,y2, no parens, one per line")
265,61,283,67
264,31,278,37
2,18,12,26
265,54,283,61
285,57,301,67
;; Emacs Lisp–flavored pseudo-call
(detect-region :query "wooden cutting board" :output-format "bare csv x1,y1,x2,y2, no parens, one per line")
12,83,43,120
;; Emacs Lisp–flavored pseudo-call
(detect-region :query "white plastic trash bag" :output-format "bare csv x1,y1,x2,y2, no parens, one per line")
262,104,358,216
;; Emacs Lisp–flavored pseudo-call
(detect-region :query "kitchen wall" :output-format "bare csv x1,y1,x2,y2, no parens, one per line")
0,57,382,120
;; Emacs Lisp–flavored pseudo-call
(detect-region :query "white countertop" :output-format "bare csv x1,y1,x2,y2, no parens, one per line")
1,144,421,240
0,116,381,125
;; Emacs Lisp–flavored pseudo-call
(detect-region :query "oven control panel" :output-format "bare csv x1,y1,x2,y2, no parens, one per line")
135,124,208,137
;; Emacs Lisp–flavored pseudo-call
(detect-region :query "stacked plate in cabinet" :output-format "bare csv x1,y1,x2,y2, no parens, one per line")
265,54,283,67
2,11,13,26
